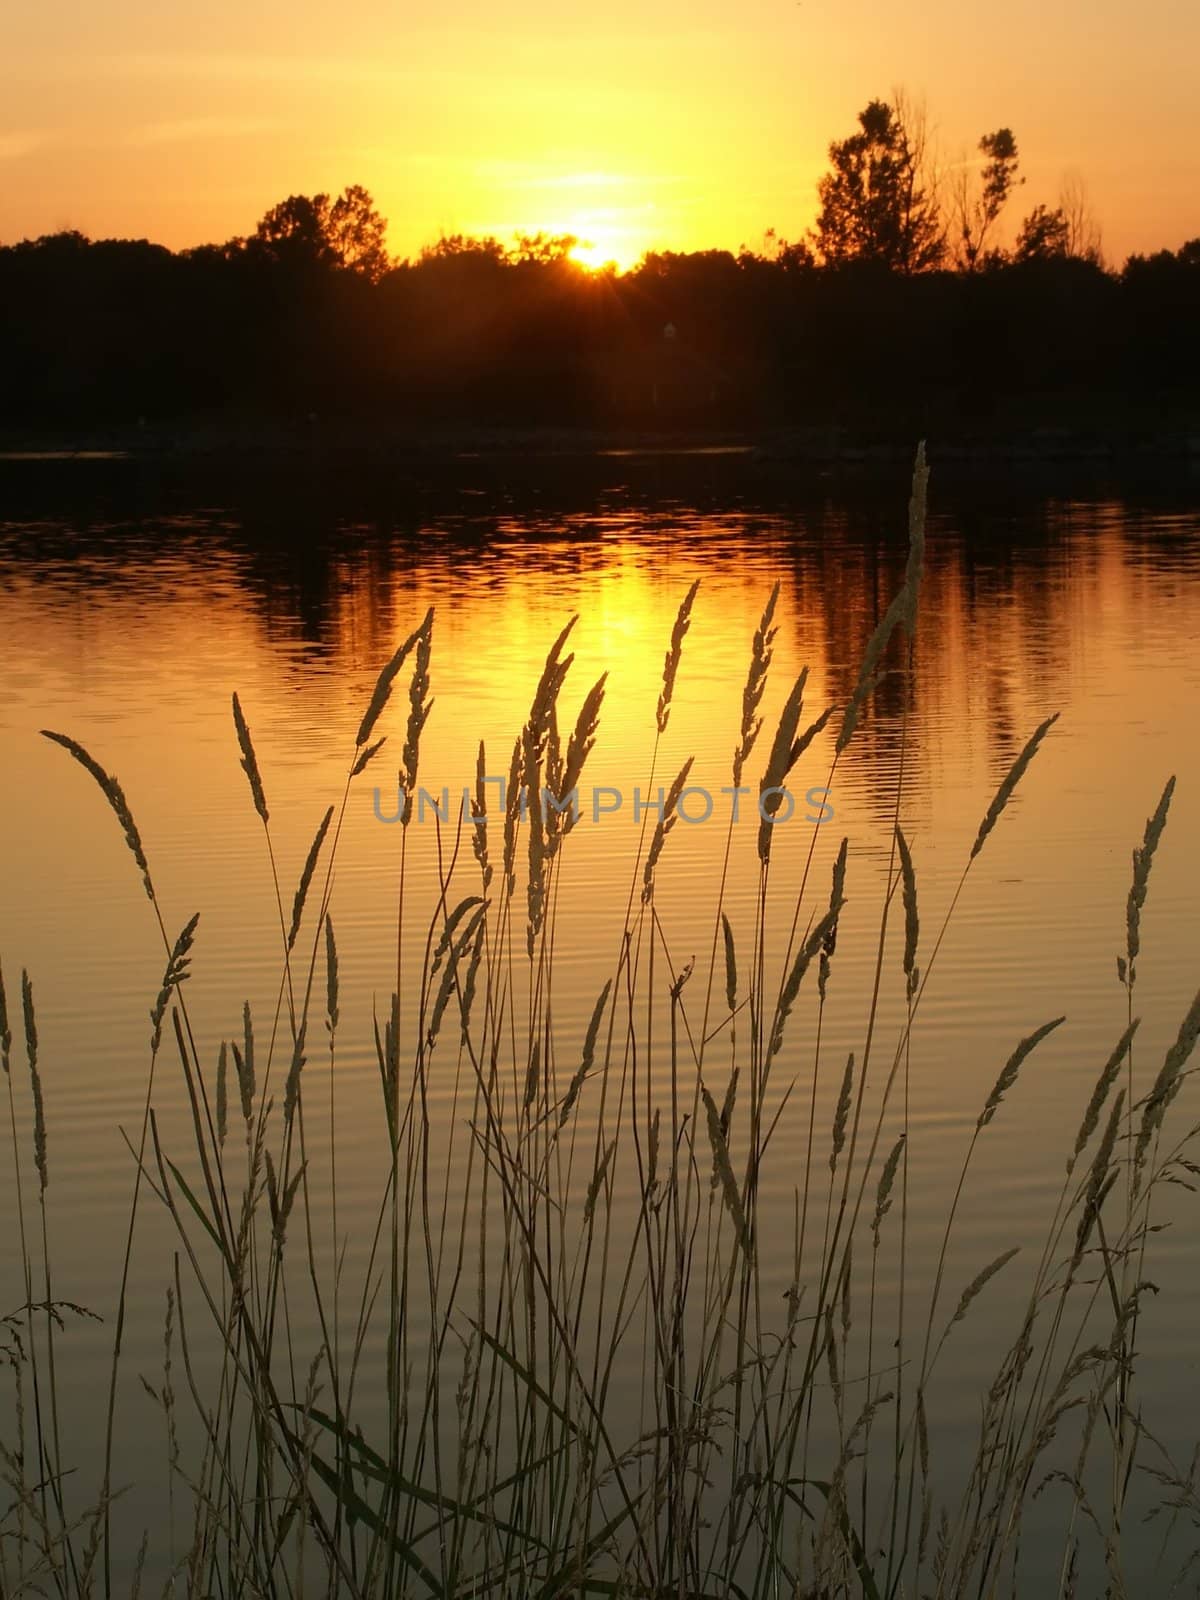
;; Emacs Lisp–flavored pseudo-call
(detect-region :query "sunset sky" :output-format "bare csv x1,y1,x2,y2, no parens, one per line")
3,0,1196,269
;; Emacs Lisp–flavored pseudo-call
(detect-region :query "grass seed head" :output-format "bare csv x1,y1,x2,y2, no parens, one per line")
355,606,433,749
231,693,269,825
970,713,1060,862
1124,774,1176,983
41,730,155,900
657,579,700,734
978,1016,1065,1130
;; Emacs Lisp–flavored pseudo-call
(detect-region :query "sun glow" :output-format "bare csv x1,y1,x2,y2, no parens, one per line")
569,234,626,272
473,173,652,273
557,205,644,273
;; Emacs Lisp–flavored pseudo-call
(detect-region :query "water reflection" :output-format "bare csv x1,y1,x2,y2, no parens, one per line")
6,455,1197,823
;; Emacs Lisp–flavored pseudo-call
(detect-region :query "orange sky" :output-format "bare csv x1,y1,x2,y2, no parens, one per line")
2,0,1197,269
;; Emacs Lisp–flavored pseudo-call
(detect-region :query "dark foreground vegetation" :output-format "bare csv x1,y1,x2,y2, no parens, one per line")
2,97,1198,437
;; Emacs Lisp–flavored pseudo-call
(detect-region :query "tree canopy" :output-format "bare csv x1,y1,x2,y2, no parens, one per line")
1015,204,1071,264
251,185,390,280
953,128,1023,270
812,98,944,272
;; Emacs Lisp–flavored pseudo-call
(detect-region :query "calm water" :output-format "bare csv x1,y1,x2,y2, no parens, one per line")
2,453,1200,1590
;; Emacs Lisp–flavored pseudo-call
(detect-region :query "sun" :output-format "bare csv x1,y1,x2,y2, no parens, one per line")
566,221,638,274
569,236,620,272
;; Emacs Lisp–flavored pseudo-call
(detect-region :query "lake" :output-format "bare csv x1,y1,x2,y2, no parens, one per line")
2,449,1199,1596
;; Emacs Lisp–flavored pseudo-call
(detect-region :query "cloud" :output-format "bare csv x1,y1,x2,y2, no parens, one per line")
0,131,47,162
486,169,634,191
83,52,424,88
0,118,280,162
472,161,692,193
121,117,279,147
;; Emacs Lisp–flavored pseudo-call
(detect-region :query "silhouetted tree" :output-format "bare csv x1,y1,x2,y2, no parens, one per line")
253,195,333,267
510,232,578,265
1120,237,1200,389
1014,204,1070,263
419,233,507,263
953,128,1022,269
326,186,391,280
252,185,389,279
1125,238,1200,277
812,98,945,272
1059,173,1103,265
752,229,817,273
1,159,1197,433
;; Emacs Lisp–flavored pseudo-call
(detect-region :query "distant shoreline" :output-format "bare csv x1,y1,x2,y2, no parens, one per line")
2,417,1199,470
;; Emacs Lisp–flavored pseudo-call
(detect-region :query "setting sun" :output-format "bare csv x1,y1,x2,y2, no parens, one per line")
486,178,652,272
568,226,636,272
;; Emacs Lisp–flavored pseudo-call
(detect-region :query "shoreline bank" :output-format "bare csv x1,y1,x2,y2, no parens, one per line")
3,417,1199,468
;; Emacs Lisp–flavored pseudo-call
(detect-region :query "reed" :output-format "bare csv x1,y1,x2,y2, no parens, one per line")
4,449,1199,1600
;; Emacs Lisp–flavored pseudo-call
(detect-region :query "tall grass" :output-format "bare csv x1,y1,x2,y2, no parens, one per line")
3,448,1200,1599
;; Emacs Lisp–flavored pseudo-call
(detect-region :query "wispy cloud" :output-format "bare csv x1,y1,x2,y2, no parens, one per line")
0,131,47,162
473,161,689,192
80,52,427,88
121,116,279,147
489,169,631,192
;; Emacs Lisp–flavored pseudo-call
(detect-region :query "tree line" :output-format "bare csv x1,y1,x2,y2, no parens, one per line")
1,98,1197,432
